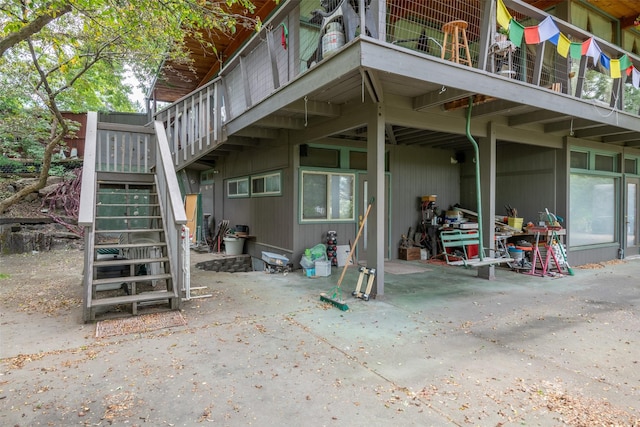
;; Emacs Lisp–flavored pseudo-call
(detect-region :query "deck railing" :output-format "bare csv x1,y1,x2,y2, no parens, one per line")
153,0,640,168
153,81,224,168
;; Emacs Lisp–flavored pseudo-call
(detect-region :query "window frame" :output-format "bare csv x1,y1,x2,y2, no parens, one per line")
227,177,249,198
299,169,356,223
251,171,282,197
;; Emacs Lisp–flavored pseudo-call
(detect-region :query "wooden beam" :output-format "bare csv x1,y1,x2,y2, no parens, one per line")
255,115,306,129
544,118,601,133
413,88,474,111
575,125,630,139
602,132,640,143
509,109,569,126
281,99,341,117
470,100,526,118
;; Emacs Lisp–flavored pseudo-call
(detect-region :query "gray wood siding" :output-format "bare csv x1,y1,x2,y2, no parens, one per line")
460,143,557,223
221,145,293,254
389,145,460,258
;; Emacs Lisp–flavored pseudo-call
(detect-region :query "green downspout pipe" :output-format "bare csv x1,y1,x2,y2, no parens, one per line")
466,97,484,261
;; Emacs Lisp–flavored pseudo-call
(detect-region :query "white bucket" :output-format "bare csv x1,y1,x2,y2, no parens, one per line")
322,22,345,57
223,237,245,255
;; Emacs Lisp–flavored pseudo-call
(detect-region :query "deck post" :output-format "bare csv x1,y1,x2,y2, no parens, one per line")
367,102,386,295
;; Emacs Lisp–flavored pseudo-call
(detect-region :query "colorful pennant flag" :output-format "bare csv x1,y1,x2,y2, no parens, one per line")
569,42,583,59
556,33,571,58
538,16,560,42
524,26,540,44
600,53,610,71
497,0,512,30
610,59,621,79
509,20,524,46
495,1,638,81
582,38,602,66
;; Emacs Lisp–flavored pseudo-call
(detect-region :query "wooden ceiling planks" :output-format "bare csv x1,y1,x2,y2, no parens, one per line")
153,0,274,103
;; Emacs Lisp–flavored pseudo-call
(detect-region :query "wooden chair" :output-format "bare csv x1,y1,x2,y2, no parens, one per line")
441,20,472,66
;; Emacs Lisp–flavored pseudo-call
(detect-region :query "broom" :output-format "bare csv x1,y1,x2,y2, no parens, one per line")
545,208,574,276
320,198,375,310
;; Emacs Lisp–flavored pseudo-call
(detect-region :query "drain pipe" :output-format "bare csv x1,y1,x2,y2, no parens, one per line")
466,96,484,261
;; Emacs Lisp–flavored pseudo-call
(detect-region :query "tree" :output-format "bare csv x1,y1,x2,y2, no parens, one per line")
0,0,263,213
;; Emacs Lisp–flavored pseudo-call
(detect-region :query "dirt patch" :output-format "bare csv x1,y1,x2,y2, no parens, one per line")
578,259,626,269
95,311,187,338
0,250,83,316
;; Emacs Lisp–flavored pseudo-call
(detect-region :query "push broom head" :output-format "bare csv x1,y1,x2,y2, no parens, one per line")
320,292,349,311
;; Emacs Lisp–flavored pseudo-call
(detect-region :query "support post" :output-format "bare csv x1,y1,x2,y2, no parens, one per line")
478,122,498,279
367,102,386,295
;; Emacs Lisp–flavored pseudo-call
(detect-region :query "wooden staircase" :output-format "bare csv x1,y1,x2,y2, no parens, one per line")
79,113,188,322
85,172,180,320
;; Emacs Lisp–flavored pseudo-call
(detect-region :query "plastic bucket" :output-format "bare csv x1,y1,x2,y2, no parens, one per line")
322,22,345,57
223,237,245,255
508,247,523,262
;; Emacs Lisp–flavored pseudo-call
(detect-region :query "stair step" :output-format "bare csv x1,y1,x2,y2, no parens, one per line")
97,193,158,197
91,290,175,307
93,273,172,286
96,171,155,184
95,242,167,250
95,228,164,234
95,216,162,220
96,203,160,207
94,257,169,267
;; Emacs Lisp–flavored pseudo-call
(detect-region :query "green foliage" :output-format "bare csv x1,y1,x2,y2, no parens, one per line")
0,0,266,162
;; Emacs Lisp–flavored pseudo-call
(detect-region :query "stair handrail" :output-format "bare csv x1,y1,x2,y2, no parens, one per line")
78,111,98,226
153,120,188,294
153,120,187,225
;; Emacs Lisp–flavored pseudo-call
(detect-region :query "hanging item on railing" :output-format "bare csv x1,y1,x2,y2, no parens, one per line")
279,23,288,50
496,0,639,84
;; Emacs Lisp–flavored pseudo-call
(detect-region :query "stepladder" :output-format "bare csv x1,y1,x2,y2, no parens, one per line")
352,267,376,301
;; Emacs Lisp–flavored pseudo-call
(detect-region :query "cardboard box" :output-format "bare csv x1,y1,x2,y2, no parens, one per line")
399,247,421,261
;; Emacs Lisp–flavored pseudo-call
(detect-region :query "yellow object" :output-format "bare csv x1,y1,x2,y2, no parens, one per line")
184,194,199,243
508,217,523,230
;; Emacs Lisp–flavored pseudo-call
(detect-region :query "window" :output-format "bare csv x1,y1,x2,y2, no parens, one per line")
300,146,340,168
625,158,638,175
227,177,249,198
251,172,281,196
569,174,617,246
570,151,589,169
200,169,217,184
301,170,354,222
594,154,615,172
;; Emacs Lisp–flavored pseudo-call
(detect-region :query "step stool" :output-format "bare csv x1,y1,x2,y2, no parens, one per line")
441,20,472,66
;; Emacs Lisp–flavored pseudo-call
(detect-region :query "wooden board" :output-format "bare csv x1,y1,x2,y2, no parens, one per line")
184,194,199,243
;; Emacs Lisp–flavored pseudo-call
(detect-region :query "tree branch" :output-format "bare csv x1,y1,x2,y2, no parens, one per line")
0,3,72,58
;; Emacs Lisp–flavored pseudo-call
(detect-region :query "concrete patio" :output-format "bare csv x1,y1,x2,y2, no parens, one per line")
1,249,639,426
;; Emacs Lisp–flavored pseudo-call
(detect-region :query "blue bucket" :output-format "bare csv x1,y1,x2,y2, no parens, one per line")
508,247,523,261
